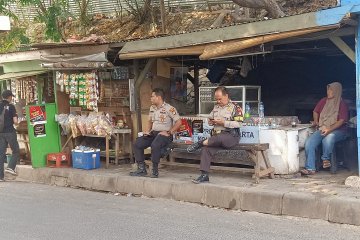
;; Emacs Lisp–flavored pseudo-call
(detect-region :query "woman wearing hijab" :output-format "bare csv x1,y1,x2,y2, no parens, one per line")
301,82,349,175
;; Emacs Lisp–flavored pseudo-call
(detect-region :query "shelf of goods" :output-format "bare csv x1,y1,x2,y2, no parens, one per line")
199,85,261,115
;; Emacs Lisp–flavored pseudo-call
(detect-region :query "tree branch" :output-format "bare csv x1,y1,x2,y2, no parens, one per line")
231,0,285,18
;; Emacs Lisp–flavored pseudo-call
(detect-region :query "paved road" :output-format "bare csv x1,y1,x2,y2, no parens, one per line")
0,182,359,240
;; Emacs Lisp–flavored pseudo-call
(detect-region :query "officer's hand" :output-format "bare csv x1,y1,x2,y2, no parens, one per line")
213,118,225,126
159,131,170,137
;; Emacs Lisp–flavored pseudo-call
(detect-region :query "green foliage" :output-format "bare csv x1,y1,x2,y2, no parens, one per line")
0,26,30,53
18,0,72,42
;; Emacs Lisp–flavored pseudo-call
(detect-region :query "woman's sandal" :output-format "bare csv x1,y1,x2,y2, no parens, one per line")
322,160,331,169
300,169,316,175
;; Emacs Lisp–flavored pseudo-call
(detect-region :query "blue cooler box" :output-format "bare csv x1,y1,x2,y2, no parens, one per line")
72,149,101,170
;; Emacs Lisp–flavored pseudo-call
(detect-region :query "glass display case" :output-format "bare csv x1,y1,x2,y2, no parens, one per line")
199,85,261,115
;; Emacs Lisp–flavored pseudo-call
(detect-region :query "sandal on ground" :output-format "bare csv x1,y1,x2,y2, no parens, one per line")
322,160,331,169
300,169,316,175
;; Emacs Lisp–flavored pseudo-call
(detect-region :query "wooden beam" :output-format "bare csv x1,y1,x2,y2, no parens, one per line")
135,58,156,90
200,26,336,60
119,45,205,60
329,36,355,63
272,27,355,46
210,10,230,28
186,73,194,85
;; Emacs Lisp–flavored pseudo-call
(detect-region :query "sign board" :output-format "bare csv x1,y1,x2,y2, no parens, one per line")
0,16,10,31
112,66,129,80
239,126,260,144
33,124,46,138
29,105,47,124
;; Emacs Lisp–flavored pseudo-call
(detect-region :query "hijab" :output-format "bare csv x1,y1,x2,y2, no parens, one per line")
319,82,342,129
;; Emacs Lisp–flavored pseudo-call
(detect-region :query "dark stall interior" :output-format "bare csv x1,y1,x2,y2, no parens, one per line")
223,36,356,124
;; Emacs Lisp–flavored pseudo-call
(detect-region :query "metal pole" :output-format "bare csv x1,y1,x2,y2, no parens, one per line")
355,20,360,176
194,64,199,114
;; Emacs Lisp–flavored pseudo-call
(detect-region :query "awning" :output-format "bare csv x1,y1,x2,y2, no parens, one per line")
119,5,354,60
0,70,48,81
119,26,338,60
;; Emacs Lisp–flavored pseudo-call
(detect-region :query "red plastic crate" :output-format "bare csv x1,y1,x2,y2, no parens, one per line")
47,153,71,168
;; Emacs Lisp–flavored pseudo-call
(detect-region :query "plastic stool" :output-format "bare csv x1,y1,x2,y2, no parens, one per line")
47,153,71,168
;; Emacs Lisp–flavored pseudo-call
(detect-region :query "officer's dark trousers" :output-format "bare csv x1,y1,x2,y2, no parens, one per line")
200,132,239,172
133,131,172,164
0,132,20,179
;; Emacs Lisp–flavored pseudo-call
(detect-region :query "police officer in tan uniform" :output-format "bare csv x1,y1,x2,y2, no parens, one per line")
188,86,243,183
130,88,181,178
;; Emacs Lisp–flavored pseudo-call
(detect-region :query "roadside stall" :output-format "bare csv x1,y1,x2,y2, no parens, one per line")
53,67,133,169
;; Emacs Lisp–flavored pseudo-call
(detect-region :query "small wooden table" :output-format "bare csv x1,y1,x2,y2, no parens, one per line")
63,128,133,168
113,128,133,165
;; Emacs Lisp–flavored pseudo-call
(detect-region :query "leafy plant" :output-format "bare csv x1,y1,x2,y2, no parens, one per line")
18,0,71,42
0,26,30,53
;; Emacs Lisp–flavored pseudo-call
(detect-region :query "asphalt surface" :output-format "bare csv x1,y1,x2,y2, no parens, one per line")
1,182,360,240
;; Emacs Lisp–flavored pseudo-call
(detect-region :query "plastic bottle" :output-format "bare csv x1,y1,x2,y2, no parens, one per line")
245,102,251,119
259,102,264,118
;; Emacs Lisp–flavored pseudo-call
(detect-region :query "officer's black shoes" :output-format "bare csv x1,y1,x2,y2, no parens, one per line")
130,162,147,177
192,174,209,184
150,171,159,178
187,141,203,153
150,163,159,178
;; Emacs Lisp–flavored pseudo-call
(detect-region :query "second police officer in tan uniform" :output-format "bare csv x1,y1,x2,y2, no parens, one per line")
130,88,181,178
188,86,244,184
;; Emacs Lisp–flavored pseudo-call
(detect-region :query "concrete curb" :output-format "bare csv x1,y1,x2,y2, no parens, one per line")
15,165,360,226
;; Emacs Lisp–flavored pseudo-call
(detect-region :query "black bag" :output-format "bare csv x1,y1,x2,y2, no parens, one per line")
0,103,7,133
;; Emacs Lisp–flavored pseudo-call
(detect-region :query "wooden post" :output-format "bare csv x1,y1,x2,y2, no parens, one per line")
105,135,110,169
160,0,166,33
115,133,119,165
194,64,199,114
133,60,142,133
134,58,157,132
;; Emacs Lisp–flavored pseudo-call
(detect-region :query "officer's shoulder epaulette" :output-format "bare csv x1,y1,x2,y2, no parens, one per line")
149,105,156,111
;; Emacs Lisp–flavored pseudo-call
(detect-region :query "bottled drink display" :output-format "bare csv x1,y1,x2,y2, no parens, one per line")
244,102,251,119
259,102,264,118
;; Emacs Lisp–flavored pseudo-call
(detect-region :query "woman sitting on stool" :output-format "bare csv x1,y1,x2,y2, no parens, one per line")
301,82,348,175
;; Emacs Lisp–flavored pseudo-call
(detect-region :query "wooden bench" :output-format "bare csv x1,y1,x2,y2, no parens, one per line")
162,143,275,183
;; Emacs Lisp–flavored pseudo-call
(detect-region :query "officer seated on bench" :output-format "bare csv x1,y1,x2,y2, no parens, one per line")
130,88,181,178
187,86,244,184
